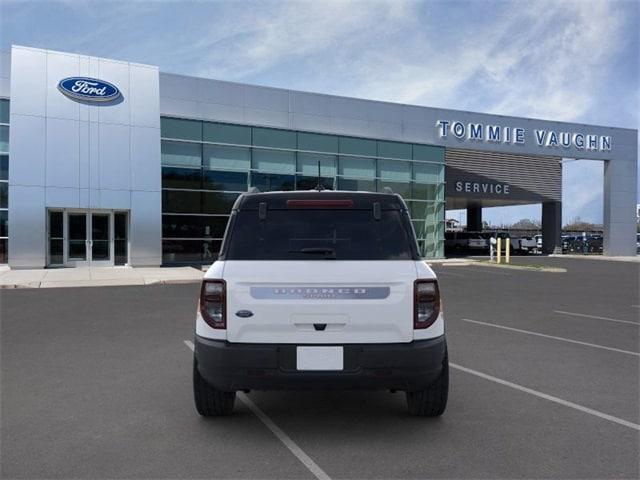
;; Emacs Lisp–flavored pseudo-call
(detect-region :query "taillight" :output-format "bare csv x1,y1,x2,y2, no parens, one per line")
414,280,440,329
200,279,226,329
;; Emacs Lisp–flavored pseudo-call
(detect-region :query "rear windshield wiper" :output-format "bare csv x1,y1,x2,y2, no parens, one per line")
290,247,337,258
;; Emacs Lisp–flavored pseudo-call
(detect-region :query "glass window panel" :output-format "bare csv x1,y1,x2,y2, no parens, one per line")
0,238,6,263
413,144,445,163
115,240,127,266
250,172,295,192
339,137,376,157
203,144,250,171
162,190,202,214
337,177,376,192
412,220,426,238
161,141,201,167
162,167,202,189
163,215,203,238
297,132,339,153
409,201,428,220
202,216,228,238
296,176,334,191
0,210,7,237
412,182,441,200
297,152,336,176
49,239,63,265
202,170,247,191
48,211,63,238
378,160,411,181
0,182,7,208
114,213,127,240
0,155,7,180
0,126,8,153
203,122,251,145
162,239,203,263
378,180,411,198
114,213,128,266
202,192,240,214
378,141,411,160
162,239,222,264
252,127,296,149
252,149,295,174
413,163,443,183
161,117,201,141
338,156,375,179
0,99,9,124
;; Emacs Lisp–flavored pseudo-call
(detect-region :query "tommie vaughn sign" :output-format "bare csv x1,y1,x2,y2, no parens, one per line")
436,120,612,152
58,77,121,102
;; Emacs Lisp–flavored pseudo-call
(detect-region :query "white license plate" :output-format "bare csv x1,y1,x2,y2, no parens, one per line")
296,346,344,371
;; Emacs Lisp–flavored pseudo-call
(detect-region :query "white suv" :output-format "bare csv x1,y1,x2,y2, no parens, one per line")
193,190,448,416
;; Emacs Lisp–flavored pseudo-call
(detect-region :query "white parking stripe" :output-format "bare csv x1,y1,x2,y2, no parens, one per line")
554,310,639,326
461,318,640,357
450,363,640,431
184,340,331,480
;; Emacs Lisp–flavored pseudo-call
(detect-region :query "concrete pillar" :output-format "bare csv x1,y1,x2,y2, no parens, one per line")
542,201,562,254
467,205,482,232
603,154,637,256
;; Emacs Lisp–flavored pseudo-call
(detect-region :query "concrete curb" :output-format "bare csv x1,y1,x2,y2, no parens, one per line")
471,262,567,273
0,266,204,289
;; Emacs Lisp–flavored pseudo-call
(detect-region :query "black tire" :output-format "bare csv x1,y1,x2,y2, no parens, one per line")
193,359,236,416
406,349,449,417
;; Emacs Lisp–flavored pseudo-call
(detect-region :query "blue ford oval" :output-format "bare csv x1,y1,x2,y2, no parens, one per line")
58,77,121,102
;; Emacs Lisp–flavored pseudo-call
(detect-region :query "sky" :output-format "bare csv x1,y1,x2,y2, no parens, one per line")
1,0,638,226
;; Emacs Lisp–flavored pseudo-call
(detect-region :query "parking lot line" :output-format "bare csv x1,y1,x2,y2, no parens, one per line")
450,363,640,431
184,340,331,480
460,318,640,357
554,310,639,326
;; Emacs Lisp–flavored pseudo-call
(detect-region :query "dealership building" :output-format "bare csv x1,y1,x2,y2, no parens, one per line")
0,45,637,268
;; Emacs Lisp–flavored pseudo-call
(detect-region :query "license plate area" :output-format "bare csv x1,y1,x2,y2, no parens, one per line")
296,346,344,371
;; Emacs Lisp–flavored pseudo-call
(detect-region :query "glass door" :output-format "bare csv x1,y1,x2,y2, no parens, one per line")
66,212,89,266
57,210,120,267
90,213,112,266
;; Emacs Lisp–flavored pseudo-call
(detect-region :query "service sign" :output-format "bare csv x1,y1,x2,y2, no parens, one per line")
58,77,121,102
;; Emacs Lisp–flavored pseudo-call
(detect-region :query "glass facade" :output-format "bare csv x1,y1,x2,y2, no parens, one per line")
0,99,8,264
160,117,445,264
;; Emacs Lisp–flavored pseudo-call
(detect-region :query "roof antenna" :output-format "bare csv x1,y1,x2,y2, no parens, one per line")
315,160,324,191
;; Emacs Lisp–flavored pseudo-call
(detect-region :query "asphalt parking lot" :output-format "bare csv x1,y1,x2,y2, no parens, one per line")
1,257,639,479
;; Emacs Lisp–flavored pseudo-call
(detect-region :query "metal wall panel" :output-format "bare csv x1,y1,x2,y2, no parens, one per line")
445,148,562,204
9,45,161,267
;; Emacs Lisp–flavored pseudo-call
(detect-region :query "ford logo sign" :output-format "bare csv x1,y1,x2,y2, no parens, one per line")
57,77,121,102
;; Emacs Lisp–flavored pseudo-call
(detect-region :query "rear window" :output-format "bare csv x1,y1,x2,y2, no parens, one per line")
223,209,418,260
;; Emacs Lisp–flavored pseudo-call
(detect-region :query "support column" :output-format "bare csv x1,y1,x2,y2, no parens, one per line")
466,205,482,232
603,155,637,256
542,201,562,254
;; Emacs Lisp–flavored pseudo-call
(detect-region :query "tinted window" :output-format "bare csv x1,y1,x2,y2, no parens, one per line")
202,170,247,191
225,209,417,260
162,167,202,189
251,172,295,192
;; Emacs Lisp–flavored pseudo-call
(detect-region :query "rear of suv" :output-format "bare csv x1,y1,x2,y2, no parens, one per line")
193,190,448,416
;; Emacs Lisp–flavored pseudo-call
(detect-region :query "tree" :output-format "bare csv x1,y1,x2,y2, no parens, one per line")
509,218,540,230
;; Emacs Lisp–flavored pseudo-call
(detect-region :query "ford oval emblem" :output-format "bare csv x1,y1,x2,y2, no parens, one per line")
58,77,121,102
235,310,254,318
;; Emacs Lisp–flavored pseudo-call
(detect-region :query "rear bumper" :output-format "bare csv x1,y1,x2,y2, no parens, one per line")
194,335,447,392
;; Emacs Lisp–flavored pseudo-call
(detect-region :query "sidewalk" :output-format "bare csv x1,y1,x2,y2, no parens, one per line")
0,266,204,289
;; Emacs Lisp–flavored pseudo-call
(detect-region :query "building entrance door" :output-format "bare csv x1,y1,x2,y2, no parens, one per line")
47,210,129,267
